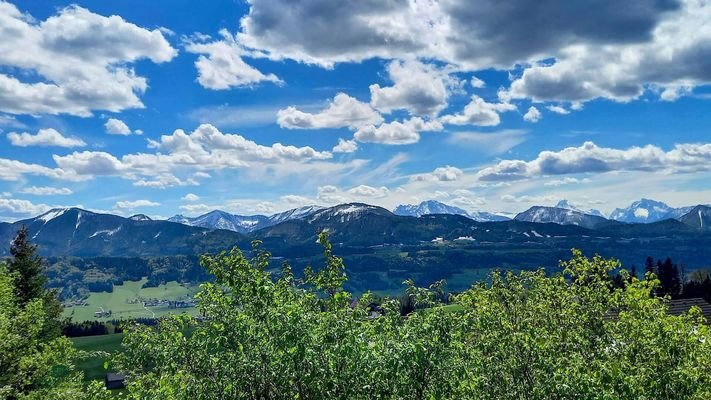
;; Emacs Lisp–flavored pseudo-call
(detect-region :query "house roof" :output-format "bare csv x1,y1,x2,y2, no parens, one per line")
105,372,125,382
667,298,711,321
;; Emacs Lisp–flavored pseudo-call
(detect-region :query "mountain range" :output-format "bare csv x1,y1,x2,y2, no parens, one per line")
393,200,509,221
162,198,708,233
1,201,709,258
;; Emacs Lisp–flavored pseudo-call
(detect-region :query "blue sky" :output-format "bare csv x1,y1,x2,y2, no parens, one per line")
1,0,710,221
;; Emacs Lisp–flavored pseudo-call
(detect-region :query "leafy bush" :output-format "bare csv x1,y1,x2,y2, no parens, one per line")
114,236,711,399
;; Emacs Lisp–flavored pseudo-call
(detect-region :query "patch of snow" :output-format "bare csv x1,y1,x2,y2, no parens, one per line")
431,237,444,243
522,232,530,237
634,208,649,218
75,211,83,230
89,226,121,238
38,208,68,223
531,230,543,238
700,210,704,229
154,232,161,239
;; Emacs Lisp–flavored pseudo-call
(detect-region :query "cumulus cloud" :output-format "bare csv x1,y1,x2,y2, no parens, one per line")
182,193,200,201
0,157,74,181
7,128,86,147
237,0,447,66
105,118,135,135
440,96,516,127
523,106,542,123
470,76,486,88
115,199,160,210
504,0,711,104
20,186,73,196
33,124,353,187
332,138,358,153
369,60,452,116
185,29,281,89
277,93,382,129
547,105,570,115
354,117,442,145
0,197,52,218
476,141,711,181
446,130,527,155
234,0,711,105
411,166,464,182
316,184,389,204
0,2,176,116
347,184,390,198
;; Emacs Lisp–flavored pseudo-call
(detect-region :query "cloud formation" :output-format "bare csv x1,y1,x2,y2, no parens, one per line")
277,93,383,129
477,141,711,181
7,128,85,147
0,2,176,116
185,29,282,89
354,117,442,145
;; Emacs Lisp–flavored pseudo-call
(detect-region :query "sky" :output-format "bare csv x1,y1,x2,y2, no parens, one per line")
1,0,710,221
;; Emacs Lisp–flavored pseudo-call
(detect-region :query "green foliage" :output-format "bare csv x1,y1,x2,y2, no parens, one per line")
0,262,109,399
7,227,64,339
115,241,711,399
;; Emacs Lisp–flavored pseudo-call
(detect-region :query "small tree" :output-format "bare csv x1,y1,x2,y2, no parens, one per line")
7,227,64,339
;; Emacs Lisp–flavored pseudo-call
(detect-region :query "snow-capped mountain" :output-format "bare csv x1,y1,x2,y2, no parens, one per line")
167,210,268,233
555,200,606,218
679,205,711,230
0,207,241,257
609,199,675,223
167,205,325,233
663,206,697,220
129,214,152,221
514,206,613,229
394,201,469,218
394,200,509,222
265,205,324,226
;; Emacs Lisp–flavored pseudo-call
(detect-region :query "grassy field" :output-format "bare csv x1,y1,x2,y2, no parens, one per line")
72,333,125,381
63,279,201,322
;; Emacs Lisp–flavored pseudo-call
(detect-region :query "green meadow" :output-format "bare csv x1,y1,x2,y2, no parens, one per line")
63,278,201,322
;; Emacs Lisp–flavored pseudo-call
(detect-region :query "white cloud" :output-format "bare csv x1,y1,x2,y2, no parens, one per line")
411,166,464,182
523,106,542,123
354,117,442,145
182,193,200,201
470,76,486,88
0,3,176,116
440,96,516,127
7,128,85,147
543,177,590,187
178,203,212,214
0,197,52,218
546,105,570,115
277,93,382,129
369,60,451,117
347,184,390,198
105,118,134,135
235,0,711,106
504,0,711,104
37,124,361,188
477,141,711,181
115,199,160,210
185,29,282,90
332,138,358,153
20,186,73,196
0,114,26,129
447,130,527,155
501,194,561,204
0,157,75,181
